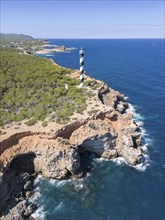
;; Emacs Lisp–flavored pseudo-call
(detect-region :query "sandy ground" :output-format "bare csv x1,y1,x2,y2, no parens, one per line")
36,46,74,54
0,120,63,141
36,48,61,54
43,44,57,47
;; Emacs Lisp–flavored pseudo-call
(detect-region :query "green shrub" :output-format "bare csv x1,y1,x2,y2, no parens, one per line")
25,117,38,126
41,120,48,127
88,109,99,115
0,47,90,126
15,114,25,122
76,104,87,113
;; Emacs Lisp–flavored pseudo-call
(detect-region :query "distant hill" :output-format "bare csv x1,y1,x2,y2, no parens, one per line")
0,33,34,42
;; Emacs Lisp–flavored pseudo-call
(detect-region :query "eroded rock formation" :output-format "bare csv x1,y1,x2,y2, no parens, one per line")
0,82,144,218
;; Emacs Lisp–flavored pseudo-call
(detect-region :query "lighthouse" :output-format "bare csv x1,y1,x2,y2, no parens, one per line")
79,47,84,87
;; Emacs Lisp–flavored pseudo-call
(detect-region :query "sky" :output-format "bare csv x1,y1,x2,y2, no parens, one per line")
1,0,164,39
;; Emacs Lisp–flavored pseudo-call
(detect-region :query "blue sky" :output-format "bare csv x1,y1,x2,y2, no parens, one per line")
1,0,164,38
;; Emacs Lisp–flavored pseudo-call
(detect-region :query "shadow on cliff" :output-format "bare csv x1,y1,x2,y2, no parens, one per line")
0,152,36,217
78,150,98,175
6,152,36,175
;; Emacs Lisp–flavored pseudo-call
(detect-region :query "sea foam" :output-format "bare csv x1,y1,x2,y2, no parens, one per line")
48,202,65,215
29,182,46,220
111,157,126,166
126,103,151,171
30,173,89,219
31,206,46,220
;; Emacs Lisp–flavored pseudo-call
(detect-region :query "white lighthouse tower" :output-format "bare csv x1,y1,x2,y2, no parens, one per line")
79,47,84,87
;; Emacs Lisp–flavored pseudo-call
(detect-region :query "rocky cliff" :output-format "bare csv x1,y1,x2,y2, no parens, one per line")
0,82,144,219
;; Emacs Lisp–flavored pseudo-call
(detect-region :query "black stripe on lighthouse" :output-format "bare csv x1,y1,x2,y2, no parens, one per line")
79,47,84,87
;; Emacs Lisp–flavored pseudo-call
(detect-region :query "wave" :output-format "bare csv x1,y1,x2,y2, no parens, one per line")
31,192,67,219
29,175,65,219
31,206,46,220
94,157,126,168
49,178,70,187
31,200,65,220
94,157,109,163
126,104,146,121
124,96,129,101
29,182,46,220
47,202,65,215
29,174,89,219
48,176,89,191
111,157,126,166
126,103,151,171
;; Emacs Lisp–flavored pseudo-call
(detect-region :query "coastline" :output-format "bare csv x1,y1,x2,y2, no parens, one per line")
0,42,148,219
36,44,75,55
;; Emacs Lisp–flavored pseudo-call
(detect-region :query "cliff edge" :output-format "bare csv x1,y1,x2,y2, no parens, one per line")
0,77,144,218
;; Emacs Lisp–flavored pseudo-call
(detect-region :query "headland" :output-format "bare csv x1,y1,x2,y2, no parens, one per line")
0,35,145,219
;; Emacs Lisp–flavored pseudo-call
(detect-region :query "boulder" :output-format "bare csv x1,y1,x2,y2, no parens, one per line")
2,201,37,220
24,180,33,191
116,145,142,165
23,203,37,218
116,101,128,114
25,191,33,198
101,149,118,159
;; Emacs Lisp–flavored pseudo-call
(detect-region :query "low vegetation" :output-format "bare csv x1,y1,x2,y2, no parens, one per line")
84,79,100,90
0,47,92,126
88,109,99,115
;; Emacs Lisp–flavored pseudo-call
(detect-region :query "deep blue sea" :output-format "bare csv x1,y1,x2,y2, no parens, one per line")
34,39,165,220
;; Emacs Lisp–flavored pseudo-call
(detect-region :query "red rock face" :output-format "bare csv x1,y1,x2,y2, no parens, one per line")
0,109,142,179
0,83,143,178
0,82,143,217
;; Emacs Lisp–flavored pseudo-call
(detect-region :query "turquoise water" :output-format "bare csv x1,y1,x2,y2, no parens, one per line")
34,39,165,220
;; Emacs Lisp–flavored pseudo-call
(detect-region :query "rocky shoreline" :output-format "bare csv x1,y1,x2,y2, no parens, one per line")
0,79,145,219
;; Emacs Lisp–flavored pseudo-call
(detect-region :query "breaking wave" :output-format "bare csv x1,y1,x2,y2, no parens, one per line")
126,103,151,171
29,174,91,219
29,176,46,220
94,102,151,171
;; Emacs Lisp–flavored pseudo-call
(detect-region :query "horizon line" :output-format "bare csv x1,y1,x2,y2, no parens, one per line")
37,37,165,40
1,33,164,40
